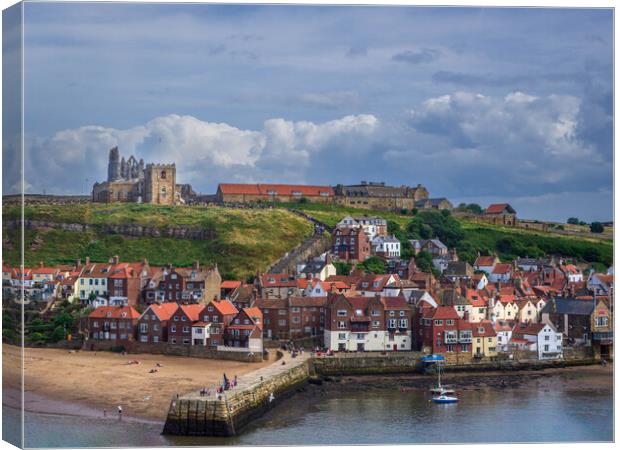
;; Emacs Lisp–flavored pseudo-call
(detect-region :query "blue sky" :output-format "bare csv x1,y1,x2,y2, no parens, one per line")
3,3,613,222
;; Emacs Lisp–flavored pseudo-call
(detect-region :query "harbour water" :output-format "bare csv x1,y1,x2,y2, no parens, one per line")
4,369,613,447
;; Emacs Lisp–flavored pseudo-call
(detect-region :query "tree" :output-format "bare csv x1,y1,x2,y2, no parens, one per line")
590,222,604,233
414,251,433,273
334,261,352,276
400,208,408,215
356,257,386,274
567,217,580,225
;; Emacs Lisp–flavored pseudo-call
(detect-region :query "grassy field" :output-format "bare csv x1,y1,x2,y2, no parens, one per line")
3,204,313,279
277,203,613,268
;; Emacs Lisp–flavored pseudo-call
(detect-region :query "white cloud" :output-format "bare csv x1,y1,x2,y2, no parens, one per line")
22,113,379,195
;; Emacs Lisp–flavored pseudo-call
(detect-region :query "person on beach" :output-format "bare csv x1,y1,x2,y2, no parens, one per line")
103,409,107,418
117,405,122,419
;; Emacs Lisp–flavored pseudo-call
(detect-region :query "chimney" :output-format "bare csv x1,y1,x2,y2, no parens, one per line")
75,258,82,267
39,261,44,268
113,255,119,265
85,257,90,266
142,257,148,266
193,260,200,270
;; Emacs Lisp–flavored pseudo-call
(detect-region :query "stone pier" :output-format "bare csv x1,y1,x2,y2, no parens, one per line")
163,353,312,436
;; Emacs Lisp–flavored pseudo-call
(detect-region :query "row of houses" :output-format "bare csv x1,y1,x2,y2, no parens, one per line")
3,258,222,308
86,299,263,353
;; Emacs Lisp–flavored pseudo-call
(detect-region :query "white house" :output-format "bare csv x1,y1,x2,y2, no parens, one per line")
473,255,499,274
372,236,401,258
488,263,512,283
493,321,513,352
512,322,563,360
191,322,211,346
336,216,387,240
304,279,329,297
562,264,583,283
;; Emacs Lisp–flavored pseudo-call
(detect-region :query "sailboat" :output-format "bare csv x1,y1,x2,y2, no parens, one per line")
429,363,456,396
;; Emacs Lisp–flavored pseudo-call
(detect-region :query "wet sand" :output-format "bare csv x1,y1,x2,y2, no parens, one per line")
2,344,272,421
313,363,614,395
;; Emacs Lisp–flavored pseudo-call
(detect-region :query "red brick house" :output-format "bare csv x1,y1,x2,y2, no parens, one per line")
107,263,142,307
167,304,204,345
137,302,179,344
332,226,371,263
199,299,239,347
484,203,517,226
224,307,264,352
255,298,290,340
288,296,327,339
257,274,299,299
420,306,473,354
87,306,141,344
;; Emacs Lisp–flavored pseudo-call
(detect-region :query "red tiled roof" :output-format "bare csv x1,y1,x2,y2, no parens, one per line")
512,322,546,336
380,296,409,310
31,267,58,275
145,302,179,321
261,274,297,287
432,306,460,320
192,321,210,327
474,256,496,267
472,321,497,337
221,280,242,289
243,307,264,330
219,183,334,197
212,299,239,316
486,203,514,214
493,263,512,274
180,304,205,322
89,306,140,319
289,296,327,307
254,298,288,309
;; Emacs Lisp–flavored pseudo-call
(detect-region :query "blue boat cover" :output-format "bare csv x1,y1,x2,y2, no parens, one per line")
420,354,445,362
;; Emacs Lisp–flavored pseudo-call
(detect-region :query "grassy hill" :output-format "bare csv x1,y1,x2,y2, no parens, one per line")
3,203,313,280
276,203,613,269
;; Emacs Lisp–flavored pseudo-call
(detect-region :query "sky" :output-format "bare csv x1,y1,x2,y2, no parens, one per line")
2,3,613,222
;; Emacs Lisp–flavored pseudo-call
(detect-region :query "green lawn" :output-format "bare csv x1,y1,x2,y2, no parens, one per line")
3,204,313,279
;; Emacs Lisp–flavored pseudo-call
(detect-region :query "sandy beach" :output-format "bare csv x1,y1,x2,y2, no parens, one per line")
2,344,273,421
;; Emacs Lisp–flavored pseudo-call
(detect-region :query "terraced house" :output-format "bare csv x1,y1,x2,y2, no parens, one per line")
324,294,412,352
86,306,141,345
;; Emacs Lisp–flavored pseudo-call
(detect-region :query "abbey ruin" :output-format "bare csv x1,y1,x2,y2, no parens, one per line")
92,147,195,205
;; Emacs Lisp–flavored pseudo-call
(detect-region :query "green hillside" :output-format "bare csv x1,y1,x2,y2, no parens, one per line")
3,203,313,280
278,203,613,269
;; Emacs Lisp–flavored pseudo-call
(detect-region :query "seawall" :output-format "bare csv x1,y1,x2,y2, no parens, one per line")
163,354,312,436
162,351,599,437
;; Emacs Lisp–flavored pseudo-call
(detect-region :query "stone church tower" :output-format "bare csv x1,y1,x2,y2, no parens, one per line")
144,164,176,205
107,147,121,181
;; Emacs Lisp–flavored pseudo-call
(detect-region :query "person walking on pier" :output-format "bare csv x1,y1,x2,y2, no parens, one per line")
117,405,123,420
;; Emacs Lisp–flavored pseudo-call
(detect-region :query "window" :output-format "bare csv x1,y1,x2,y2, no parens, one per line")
93,321,99,328
388,318,397,329
338,333,347,340
203,315,210,322
399,311,405,317
160,170,167,179
278,309,287,316
596,316,609,327
389,311,395,317
399,319,407,328
356,333,365,340
183,326,189,333
170,326,176,333
153,336,159,343
183,338,190,345
278,319,287,326
337,310,347,317
446,344,455,353
173,316,179,322
544,335,550,341
292,307,301,313
434,320,443,326
371,310,381,316
293,317,301,323
181,316,187,322
460,344,468,352
372,320,380,328
212,316,218,323
446,319,454,325
337,321,346,329
195,328,203,334
153,324,159,331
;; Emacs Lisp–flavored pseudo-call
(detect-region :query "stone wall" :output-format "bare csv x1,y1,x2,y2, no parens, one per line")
163,358,312,436
312,351,425,375
7,219,216,240
3,194,91,205
85,340,263,362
